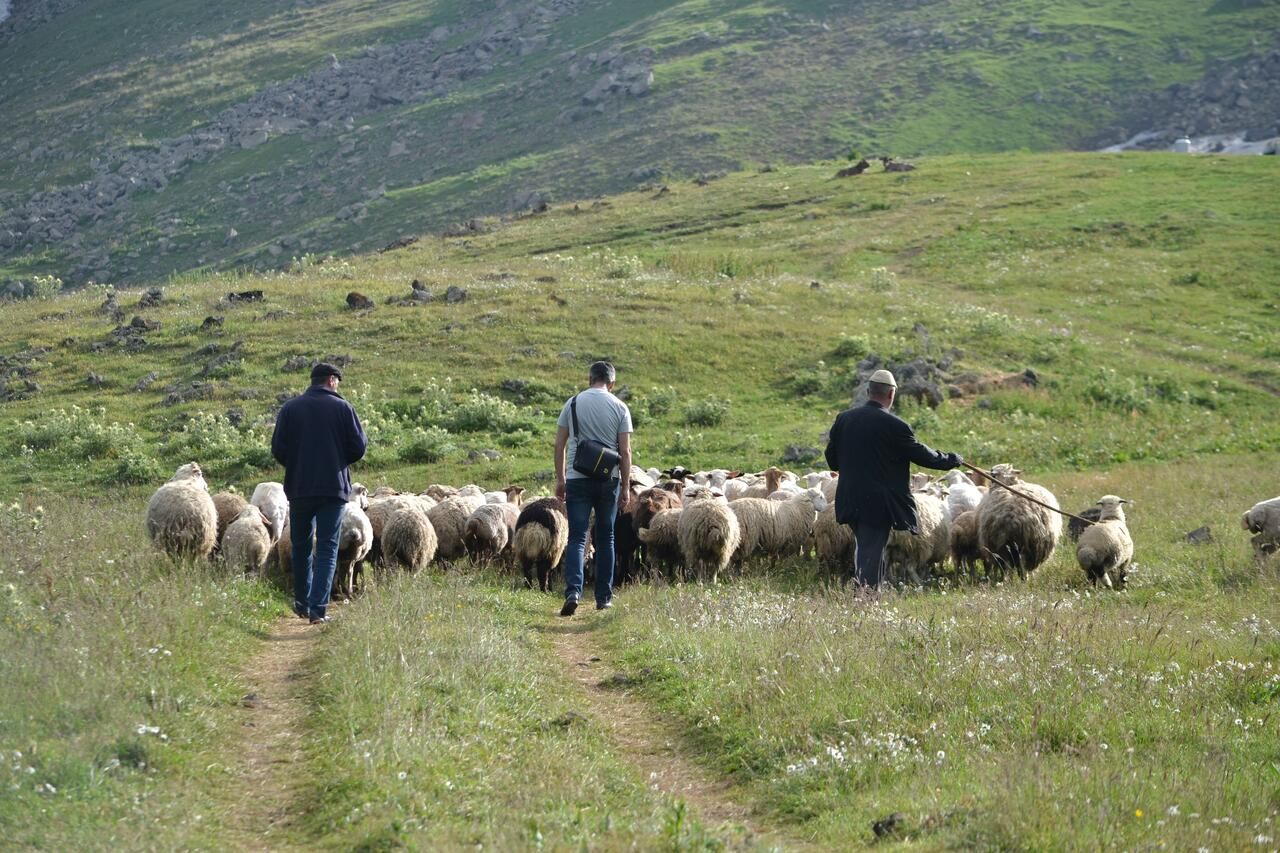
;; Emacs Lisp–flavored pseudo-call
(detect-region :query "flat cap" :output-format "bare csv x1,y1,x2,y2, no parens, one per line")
868,369,896,387
310,361,343,381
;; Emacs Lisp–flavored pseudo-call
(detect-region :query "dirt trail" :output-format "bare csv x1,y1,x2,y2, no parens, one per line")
221,614,322,851
549,620,812,850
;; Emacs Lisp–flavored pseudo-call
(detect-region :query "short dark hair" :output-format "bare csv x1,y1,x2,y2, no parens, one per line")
588,361,616,384
868,380,895,398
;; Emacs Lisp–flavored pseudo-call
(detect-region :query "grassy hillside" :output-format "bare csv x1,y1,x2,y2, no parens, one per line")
1,152,1277,849
2,0,1277,284
1,152,1277,494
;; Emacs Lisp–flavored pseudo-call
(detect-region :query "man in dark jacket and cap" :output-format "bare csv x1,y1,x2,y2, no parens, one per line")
824,369,962,588
271,362,368,623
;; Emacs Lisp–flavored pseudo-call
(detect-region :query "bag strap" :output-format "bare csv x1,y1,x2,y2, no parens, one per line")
569,393,581,437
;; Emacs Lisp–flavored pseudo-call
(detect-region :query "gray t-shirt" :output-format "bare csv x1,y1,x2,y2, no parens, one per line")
557,387,634,479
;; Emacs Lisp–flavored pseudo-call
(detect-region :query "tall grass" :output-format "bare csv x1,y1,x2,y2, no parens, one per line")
0,489,283,847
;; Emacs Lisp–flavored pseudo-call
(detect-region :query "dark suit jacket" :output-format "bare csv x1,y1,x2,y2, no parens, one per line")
824,401,957,532
271,385,367,501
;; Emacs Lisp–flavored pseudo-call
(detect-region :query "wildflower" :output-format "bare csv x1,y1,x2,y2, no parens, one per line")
1136,809,1144,818
1168,805,1180,817
398,771,407,781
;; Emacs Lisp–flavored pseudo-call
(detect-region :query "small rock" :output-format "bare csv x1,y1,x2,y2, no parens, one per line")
872,812,906,838
86,372,108,388
1185,525,1213,545
201,316,224,331
445,285,468,304
138,287,164,308
781,445,820,464
134,372,159,392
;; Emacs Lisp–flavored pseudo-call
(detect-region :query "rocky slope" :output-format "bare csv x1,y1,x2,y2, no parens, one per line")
0,0,1276,288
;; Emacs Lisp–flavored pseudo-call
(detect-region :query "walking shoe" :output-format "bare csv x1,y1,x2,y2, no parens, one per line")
595,599,613,610
559,598,578,617
293,602,308,619
309,615,331,624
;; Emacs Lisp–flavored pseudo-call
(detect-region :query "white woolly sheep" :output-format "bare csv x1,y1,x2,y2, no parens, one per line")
886,489,949,586
811,504,854,575
943,470,983,521
145,462,218,560
1076,495,1133,589
730,488,827,565
429,493,487,562
381,505,438,571
464,502,521,566
222,505,273,574
976,464,1063,581
211,491,249,550
334,485,374,598
677,490,741,583
1242,496,1280,559
637,508,684,576
250,481,288,543
513,497,569,591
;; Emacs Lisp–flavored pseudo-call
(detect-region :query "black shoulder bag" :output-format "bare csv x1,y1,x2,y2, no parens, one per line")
570,394,621,479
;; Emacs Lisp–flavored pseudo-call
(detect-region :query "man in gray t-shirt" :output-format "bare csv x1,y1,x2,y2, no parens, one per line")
554,361,633,616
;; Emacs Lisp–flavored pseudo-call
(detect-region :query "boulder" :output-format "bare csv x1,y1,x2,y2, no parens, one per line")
346,292,375,310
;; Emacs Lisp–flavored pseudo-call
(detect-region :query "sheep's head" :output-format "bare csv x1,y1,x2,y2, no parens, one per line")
504,485,526,504
350,483,370,510
1242,509,1264,533
988,464,1022,485
910,472,931,492
170,462,207,489
943,470,974,488
1095,495,1129,522
802,487,828,514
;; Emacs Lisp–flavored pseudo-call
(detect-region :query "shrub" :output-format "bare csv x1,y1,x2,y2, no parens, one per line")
106,447,166,485
831,334,870,360
446,390,535,434
683,397,729,427
866,267,897,291
668,430,703,455
30,275,63,300
399,427,456,464
1084,369,1151,412
645,386,679,418
163,412,272,473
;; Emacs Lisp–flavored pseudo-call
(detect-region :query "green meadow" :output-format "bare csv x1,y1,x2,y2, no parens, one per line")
0,153,1277,848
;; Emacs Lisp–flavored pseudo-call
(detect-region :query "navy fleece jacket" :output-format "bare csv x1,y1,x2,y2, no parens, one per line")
271,385,367,500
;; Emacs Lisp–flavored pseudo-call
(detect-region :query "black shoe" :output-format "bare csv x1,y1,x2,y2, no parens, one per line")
293,603,308,619
559,598,578,617
309,615,331,624
595,599,613,610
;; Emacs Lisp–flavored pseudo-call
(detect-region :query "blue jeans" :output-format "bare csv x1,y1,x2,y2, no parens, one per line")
290,497,347,618
563,477,620,606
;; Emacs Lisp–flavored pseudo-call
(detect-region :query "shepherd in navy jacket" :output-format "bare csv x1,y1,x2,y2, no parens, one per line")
271,362,367,622
824,369,961,589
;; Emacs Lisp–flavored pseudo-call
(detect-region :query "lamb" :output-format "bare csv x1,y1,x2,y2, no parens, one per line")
211,491,249,550
249,482,288,543
943,470,983,520
221,505,273,574
428,493,487,563
885,489,949,585
381,504,438,571
948,510,982,581
976,464,1062,581
334,485,374,598
811,504,854,575
636,508,684,577
513,497,569,591
145,462,219,560
626,486,683,581
463,502,521,566
677,490,741,583
730,488,827,565
1241,496,1280,558
1076,495,1133,589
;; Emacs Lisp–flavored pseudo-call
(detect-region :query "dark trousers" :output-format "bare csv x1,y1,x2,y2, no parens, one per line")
563,477,620,606
289,496,346,618
851,521,891,588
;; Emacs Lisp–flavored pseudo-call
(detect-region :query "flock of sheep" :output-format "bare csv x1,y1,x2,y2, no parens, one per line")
143,461,1280,597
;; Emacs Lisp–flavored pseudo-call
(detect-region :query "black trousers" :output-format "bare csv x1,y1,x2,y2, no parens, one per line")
851,521,891,588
